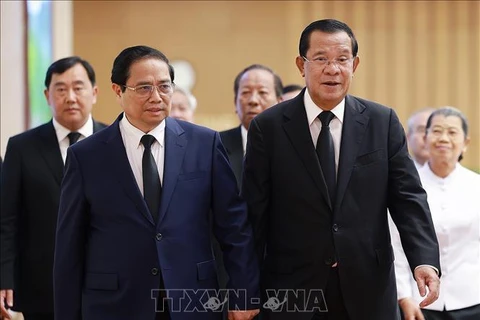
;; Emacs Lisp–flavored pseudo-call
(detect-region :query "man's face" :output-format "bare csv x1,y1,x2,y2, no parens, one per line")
407,111,432,165
170,91,194,122
44,63,97,131
112,58,172,133
235,69,281,130
296,30,359,110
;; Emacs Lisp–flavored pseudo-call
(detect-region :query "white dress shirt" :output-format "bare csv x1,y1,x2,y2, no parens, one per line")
119,113,165,197
241,125,248,155
304,88,344,174
53,114,93,163
391,163,480,311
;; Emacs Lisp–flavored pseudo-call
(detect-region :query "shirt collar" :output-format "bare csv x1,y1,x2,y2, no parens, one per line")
303,89,345,125
241,125,248,154
422,161,461,183
120,112,165,148
52,114,93,143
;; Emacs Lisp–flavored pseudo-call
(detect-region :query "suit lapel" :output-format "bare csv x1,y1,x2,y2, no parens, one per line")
37,121,64,186
158,117,187,224
103,115,155,225
282,97,332,209
335,96,369,208
224,126,243,188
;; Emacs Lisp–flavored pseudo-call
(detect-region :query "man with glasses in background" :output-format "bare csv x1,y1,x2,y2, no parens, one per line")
242,19,441,319
0,56,106,320
406,108,435,170
53,45,259,320
170,86,197,123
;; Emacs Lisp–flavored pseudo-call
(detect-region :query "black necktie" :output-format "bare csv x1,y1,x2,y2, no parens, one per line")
68,132,81,146
140,134,161,223
316,111,336,205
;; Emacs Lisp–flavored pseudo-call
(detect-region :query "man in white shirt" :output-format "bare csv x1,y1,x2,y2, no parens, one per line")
0,56,106,320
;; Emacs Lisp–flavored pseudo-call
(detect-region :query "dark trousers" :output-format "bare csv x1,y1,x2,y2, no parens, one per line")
312,267,349,320
422,304,480,320
22,313,54,320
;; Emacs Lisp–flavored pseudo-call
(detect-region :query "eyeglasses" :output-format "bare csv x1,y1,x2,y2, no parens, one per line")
123,83,175,97
302,56,355,68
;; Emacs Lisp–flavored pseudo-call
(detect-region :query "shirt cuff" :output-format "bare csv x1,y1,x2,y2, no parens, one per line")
414,264,439,275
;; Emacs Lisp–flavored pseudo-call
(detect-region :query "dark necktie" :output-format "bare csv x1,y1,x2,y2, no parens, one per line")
140,134,161,223
68,132,81,146
316,111,336,206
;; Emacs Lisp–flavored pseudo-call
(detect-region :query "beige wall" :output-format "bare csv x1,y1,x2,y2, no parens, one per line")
73,1,479,170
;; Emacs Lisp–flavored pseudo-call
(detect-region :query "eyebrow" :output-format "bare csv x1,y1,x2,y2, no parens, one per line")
53,80,85,87
135,79,172,86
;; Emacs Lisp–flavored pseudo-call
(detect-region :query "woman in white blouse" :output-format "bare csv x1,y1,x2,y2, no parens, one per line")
392,107,480,320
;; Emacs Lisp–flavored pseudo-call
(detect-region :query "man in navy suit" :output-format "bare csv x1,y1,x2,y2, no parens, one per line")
0,56,106,320
242,19,441,320
53,46,259,320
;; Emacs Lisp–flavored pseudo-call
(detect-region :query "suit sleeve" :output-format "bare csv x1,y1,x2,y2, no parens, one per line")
0,139,21,290
386,109,441,276
54,147,88,320
241,118,270,268
210,131,260,310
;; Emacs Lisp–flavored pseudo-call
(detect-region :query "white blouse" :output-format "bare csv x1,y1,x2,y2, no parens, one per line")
390,163,480,311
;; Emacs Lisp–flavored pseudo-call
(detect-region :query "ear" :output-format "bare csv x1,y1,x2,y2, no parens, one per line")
92,85,99,104
44,88,51,105
112,83,122,100
462,135,470,154
352,56,360,73
295,56,305,77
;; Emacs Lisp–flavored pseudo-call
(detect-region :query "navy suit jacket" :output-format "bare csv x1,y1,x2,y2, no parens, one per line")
242,91,440,320
54,115,259,320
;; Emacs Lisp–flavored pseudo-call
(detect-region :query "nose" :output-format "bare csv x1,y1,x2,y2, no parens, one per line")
248,91,261,106
323,62,341,75
66,88,77,103
149,86,163,102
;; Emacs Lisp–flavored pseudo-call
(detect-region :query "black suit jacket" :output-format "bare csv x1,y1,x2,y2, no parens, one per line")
242,91,440,320
0,119,106,312
220,126,243,189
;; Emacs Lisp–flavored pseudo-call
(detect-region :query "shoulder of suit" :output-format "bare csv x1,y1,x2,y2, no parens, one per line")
92,119,108,130
7,121,53,144
348,95,392,114
219,126,240,137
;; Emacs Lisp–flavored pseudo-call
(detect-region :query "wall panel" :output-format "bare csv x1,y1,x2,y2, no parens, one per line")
73,1,479,169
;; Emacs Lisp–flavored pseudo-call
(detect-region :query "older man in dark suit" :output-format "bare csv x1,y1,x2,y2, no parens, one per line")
243,19,441,320
0,56,106,320
220,64,283,189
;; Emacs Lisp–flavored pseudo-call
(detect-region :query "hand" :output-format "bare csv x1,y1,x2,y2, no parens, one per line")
414,266,440,308
228,309,260,320
0,289,13,320
399,297,424,320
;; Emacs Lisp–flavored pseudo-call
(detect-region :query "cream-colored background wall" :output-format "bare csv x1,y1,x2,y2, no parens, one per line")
73,1,479,170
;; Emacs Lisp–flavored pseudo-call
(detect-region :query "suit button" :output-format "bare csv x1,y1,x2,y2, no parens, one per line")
332,224,339,232
156,233,163,241
151,268,159,276
324,258,333,265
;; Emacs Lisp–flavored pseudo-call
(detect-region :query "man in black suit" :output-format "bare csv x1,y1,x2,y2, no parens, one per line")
242,19,441,320
0,56,106,320
220,64,283,188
